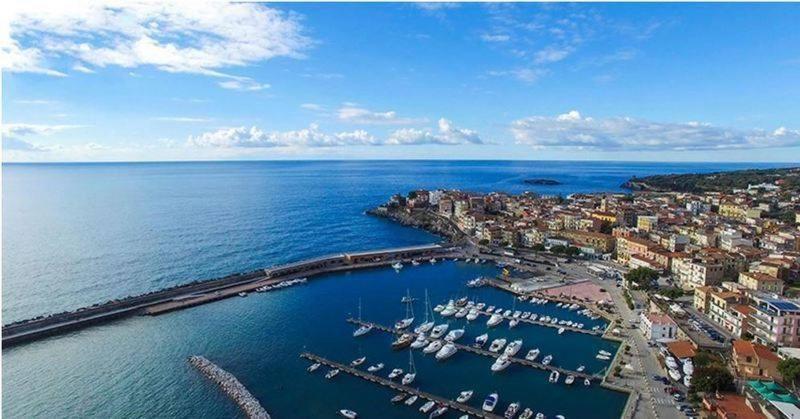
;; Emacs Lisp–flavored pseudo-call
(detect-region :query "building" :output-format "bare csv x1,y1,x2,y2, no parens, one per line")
694,286,714,313
640,312,678,341
673,254,726,290
637,215,659,232
708,290,743,327
702,393,767,419
750,293,800,348
561,230,616,253
740,271,784,295
732,340,781,380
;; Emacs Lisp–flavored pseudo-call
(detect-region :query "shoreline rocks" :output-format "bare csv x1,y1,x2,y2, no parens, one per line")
188,355,270,419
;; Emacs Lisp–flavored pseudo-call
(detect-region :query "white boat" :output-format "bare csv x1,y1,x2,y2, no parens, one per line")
429,405,449,418
420,400,436,413
430,324,449,339
326,369,340,379
505,402,520,419
521,312,531,319
466,310,479,321
530,314,538,321
353,300,373,337
504,340,523,357
565,375,575,385
476,302,486,310
576,365,585,372
388,368,403,379
339,409,357,418
238,292,247,297
509,319,520,329
457,390,473,403
489,338,507,353
435,343,458,361
433,304,445,313
411,335,428,349
548,370,559,383
307,363,321,372
423,340,443,354
474,333,489,347
402,351,416,385
350,356,366,367
483,393,499,412
402,372,416,385
395,317,414,330
535,414,545,419
513,310,522,318
584,378,591,386
487,305,496,312
557,327,565,335
525,348,540,361
519,408,534,419
665,356,678,370
411,259,421,266
392,262,403,270
367,363,384,372
683,362,694,375
503,310,513,317
455,308,469,318
440,306,457,317
491,355,512,372
445,329,465,342
596,354,610,361
487,314,504,327
668,368,682,381
415,321,434,334
429,258,437,264
556,303,564,308
542,355,553,365
683,375,692,387
598,350,612,356
405,395,418,406
494,308,504,314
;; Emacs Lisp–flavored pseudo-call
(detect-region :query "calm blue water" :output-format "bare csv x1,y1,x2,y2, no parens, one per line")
2,160,788,418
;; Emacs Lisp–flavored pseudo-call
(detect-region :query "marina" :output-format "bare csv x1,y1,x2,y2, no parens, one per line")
301,352,503,419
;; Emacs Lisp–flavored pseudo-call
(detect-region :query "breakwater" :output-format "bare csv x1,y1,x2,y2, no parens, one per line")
3,243,453,347
188,356,269,419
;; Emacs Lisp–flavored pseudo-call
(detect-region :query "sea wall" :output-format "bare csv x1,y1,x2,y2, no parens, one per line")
367,206,463,242
188,356,270,419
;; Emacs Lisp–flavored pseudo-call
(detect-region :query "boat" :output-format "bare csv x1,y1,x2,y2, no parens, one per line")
394,317,414,330
454,308,469,318
503,310,512,317
440,306,457,317
683,375,692,387
466,309,479,321
353,300,373,337
392,333,414,349
683,362,694,375
445,329,465,342
555,415,565,419
326,369,340,379
521,312,531,319
435,343,458,361
487,314,504,327
505,402,521,419
548,370,559,383
596,354,610,361
430,323,449,339
339,409,357,418
415,290,436,334
307,363,321,372
576,365,585,372
536,414,545,419
489,338,507,353
391,393,406,403
491,355,512,372
402,351,416,385
598,350,612,356
483,393,499,412
504,340,523,357
668,368,682,381
513,311,522,318
565,375,575,385
420,401,436,414
476,302,486,310
411,334,428,349
530,314,538,321
423,340,443,354
473,334,489,348
405,395,418,406
455,297,469,307
556,302,563,308
487,305,496,312
457,390,473,403
519,408,534,419
509,319,520,329
525,348,540,361
665,356,678,370
557,327,565,335
584,378,591,386
433,304,445,313
542,355,553,365
367,363,384,372
411,259,421,266
350,356,366,367
237,292,247,297
388,368,403,379
429,405,448,418
392,262,403,270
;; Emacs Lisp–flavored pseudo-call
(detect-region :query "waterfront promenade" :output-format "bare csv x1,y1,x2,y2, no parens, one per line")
2,244,454,347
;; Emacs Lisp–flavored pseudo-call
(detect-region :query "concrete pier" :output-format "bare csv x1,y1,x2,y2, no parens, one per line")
188,355,269,419
301,351,502,419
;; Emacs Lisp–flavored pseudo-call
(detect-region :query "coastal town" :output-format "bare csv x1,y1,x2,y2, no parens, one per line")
373,172,800,419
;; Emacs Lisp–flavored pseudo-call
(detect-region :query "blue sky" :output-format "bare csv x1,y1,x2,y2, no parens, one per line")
2,2,799,162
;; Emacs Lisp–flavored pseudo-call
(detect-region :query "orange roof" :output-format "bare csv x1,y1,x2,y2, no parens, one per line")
666,340,697,359
753,344,780,362
733,340,757,357
703,393,766,419
732,305,754,316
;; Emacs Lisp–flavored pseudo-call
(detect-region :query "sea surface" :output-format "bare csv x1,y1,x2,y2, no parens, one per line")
2,160,788,418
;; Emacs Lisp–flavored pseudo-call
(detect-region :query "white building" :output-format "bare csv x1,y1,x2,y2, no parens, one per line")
640,312,678,341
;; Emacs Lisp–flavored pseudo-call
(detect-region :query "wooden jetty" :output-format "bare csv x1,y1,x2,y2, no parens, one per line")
346,318,599,381
300,352,502,419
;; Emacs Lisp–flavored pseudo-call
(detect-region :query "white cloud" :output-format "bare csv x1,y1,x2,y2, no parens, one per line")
218,79,270,91
511,111,800,151
14,99,57,105
387,118,483,145
416,3,460,12
337,106,423,125
187,125,378,148
481,33,510,43
72,63,95,73
3,1,310,78
533,46,573,64
300,103,326,111
2,123,84,138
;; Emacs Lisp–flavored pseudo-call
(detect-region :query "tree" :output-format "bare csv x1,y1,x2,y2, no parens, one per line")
550,244,566,254
479,239,489,245
691,365,734,393
532,243,546,251
566,246,581,257
778,358,800,390
625,267,659,290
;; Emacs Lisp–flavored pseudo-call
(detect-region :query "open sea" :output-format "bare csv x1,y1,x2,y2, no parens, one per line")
1,160,789,418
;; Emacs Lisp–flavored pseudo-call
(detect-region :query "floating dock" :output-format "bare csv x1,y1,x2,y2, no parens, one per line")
300,352,502,419
473,309,603,336
346,318,599,380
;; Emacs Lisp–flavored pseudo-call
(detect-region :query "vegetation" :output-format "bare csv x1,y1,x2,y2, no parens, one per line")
657,287,685,300
623,290,634,310
531,243,546,252
691,365,735,393
625,267,659,290
778,358,800,390
599,221,614,234
622,166,800,193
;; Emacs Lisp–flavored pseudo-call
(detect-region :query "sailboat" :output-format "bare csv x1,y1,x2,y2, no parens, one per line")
395,290,415,330
414,289,435,334
353,299,373,337
402,351,417,385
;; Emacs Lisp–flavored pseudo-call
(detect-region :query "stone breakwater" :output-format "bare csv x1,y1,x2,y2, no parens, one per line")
367,206,464,242
188,356,270,419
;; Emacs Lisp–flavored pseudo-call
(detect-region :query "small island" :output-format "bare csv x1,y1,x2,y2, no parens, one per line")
524,178,562,186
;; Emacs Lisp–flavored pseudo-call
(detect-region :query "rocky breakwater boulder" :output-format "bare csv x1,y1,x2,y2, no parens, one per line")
188,356,270,419
367,206,462,242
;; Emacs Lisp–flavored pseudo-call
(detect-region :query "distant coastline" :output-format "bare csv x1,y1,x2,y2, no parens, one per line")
523,178,562,186
621,166,800,193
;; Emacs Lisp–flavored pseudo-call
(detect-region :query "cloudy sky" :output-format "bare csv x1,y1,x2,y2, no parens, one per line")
2,1,799,162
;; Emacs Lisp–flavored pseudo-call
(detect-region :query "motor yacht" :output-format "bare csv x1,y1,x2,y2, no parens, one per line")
489,338,507,353
392,262,403,270
525,349,540,361
455,308,469,318
367,363,384,372
326,369,340,379
565,375,575,385
429,405,448,418
338,409,357,418
557,327,565,335
435,343,458,361
307,363,321,372
466,309,479,321
576,365,585,372
483,393,499,412
410,335,428,349
423,340,443,354
505,402,520,419
487,314,504,327
445,329,464,342
404,395,418,406
391,393,406,403
391,333,414,350
584,378,591,386
519,408,534,419
509,319,520,329
456,390,473,403
350,357,366,367
474,333,489,347
541,355,553,365
548,370,560,383
430,324,449,339
491,355,512,372
388,368,403,379
504,340,523,357
420,401,436,414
